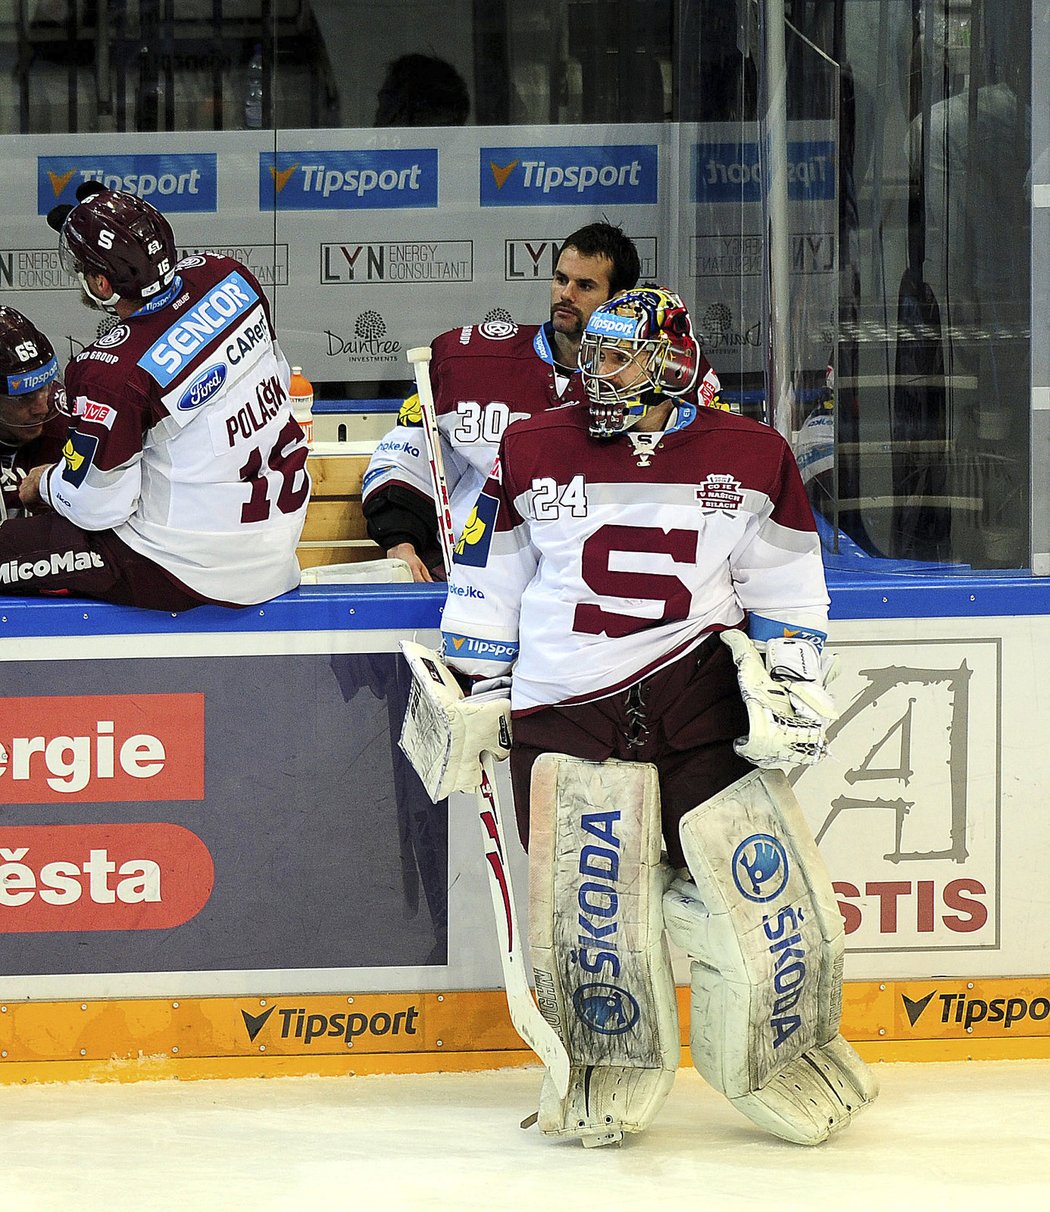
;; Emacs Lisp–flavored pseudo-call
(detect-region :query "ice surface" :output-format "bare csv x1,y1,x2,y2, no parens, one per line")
5,1060,1049,1210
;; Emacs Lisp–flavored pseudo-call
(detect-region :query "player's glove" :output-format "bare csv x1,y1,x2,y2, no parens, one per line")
721,630,838,770
399,641,511,800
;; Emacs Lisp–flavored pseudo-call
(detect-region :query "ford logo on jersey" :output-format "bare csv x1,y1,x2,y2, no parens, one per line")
177,363,227,411
137,271,258,388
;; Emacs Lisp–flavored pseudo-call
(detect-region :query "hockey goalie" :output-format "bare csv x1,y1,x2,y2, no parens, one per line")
400,287,877,1147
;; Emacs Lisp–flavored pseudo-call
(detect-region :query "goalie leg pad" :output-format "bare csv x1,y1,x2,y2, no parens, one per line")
664,767,877,1145
528,754,680,1144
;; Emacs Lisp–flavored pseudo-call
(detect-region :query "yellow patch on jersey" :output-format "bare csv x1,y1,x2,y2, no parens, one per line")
454,507,487,556
453,493,499,567
63,438,85,472
398,393,422,425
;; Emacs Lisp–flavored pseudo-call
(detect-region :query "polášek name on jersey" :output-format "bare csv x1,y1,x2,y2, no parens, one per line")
137,270,260,388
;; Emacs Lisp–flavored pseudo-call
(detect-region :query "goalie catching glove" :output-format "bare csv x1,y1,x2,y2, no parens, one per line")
721,629,838,770
399,641,511,801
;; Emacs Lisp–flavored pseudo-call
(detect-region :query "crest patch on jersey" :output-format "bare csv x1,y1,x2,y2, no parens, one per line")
60,429,99,488
696,473,744,515
453,492,499,567
479,320,517,341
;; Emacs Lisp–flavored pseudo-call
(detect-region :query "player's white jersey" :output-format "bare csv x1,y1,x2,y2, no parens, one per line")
41,254,309,605
362,321,588,540
441,402,829,713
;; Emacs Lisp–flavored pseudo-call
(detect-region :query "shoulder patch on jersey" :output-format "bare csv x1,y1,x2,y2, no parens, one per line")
453,492,499,567
60,429,99,487
398,392,422,425
95,324,131,349
77,398,117,428
478,320,518,341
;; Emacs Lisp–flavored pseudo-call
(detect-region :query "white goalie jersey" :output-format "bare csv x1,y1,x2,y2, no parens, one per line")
440,403,830,713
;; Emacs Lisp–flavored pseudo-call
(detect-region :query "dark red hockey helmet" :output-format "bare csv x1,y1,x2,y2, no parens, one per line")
0,306,59,398
47,182,177,305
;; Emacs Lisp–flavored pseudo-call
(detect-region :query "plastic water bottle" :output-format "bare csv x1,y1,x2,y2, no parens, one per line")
289,367,314,445
244,44,264,129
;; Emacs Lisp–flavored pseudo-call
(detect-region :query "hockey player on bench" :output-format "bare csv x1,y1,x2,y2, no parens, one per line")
401,287,877,1146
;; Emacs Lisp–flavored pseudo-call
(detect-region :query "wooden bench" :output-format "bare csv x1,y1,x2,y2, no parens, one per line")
297,443,385,570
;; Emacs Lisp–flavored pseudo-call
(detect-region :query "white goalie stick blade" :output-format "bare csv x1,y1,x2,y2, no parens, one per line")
476,754,571,1098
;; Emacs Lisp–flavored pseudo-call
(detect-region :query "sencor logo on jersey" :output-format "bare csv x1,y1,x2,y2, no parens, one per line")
259,150,438,210
481,145,658,207
453,492,499,567
38,154,217,213
138,270,259,388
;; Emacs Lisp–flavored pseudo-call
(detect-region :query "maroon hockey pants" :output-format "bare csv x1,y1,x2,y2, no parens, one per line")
0,513,207,612
509,635,753,869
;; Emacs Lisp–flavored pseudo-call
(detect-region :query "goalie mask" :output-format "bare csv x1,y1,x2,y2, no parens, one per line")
0,307,68,439
579,287,700,438
47,182,177,311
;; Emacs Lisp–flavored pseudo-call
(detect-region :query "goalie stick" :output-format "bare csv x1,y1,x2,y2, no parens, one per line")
406,346,571,1097
407,346,456,573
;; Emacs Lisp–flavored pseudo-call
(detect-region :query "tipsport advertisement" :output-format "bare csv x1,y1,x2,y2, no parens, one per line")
0,122,835,392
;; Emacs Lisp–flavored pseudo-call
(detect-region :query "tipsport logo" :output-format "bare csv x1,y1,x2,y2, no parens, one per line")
481,145,658,207
260,150,438,210
693,141,835,204
241,1003,420,1047
38,154,217,213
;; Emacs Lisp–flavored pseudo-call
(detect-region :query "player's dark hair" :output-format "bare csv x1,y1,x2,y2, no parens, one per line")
557,222,641,295
374,54,470,127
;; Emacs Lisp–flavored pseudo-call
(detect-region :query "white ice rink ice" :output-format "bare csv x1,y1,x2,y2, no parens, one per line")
5,1059,1049,1211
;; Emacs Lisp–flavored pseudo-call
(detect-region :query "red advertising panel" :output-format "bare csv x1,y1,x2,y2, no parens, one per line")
0,694,204,805
0,823,214,932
